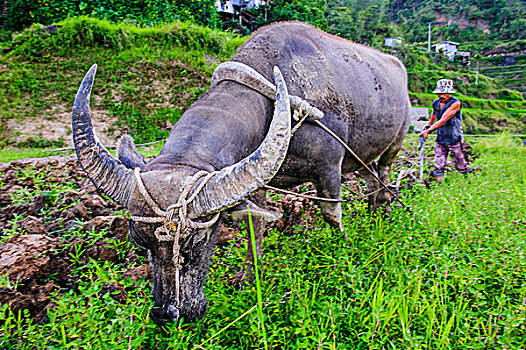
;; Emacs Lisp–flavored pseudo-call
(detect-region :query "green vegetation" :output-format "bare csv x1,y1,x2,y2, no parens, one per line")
0,148,73,163
3,1,525,47
3,0,221,31
408,70,507,100
3,164,78,212
1,134,525,348
246,0,526,46
0,17,245,146
0,141,164,163
478,58,526,97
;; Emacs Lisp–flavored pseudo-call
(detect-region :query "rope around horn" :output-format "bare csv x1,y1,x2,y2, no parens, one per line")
130,168,220,269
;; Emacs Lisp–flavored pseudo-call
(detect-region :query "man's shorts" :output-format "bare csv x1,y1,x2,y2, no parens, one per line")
433,141,468,177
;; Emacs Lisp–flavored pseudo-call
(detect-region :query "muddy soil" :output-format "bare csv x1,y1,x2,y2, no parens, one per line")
0,156,141,323
0,141,476,323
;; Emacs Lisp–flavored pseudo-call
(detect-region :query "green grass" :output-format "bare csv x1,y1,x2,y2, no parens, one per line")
406,69,524,101
410,93,526,111
462,109,526,134
0,148,74,162
1,134,525,348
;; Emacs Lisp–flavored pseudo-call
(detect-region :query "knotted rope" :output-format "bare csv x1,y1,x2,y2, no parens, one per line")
130,168,220,303
291,99,314,135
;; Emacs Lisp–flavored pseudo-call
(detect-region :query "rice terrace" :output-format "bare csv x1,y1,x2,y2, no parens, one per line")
1,1,526,349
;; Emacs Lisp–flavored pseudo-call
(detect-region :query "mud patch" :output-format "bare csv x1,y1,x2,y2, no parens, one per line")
0,234,66,323
7,108,120,148
0,158,143,323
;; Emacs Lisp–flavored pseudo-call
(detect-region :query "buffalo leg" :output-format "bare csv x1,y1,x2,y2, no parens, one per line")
315,168,344,231
238,188,267,284
359,141,402,212
358,161,382,211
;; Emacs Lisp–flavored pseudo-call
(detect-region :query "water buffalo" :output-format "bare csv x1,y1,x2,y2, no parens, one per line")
72,22,411,326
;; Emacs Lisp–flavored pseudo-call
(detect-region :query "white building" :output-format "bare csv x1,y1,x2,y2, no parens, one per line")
384,37,402,48
432,41,459,61
215,0,265,15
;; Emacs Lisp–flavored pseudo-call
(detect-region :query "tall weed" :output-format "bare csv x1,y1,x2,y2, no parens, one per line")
473,132,525,153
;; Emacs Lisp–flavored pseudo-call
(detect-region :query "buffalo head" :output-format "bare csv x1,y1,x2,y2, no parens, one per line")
71,64,291,326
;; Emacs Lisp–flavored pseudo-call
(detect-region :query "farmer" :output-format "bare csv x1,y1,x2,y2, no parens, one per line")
419,79,469,183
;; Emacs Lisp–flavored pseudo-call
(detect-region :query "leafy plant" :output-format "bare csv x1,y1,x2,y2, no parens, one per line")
4,0,221,31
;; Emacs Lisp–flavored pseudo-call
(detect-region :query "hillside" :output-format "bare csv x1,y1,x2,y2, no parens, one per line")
478,56,526,96
2,1,525,48
389,0,526,43
0,17,244,149
241,0,526,48
0,17,525,153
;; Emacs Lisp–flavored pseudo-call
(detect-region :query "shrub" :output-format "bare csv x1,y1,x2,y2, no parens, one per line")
4,0,221,31
496,89,525,102
6,17,240,60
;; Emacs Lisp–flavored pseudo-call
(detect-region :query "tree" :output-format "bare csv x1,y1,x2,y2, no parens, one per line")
248,0,328,31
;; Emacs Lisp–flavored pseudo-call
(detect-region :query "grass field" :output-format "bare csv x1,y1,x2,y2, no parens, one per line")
1,134,525,349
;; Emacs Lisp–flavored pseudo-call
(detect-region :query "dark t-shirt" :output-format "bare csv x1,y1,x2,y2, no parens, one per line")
432,97,463,145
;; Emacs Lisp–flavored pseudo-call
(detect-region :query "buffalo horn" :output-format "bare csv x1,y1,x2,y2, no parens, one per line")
189,66,291,218
72,64,135,206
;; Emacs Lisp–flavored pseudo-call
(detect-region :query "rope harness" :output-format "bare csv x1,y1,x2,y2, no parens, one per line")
212,61,407,209
291,99,314,134
130,168,220,303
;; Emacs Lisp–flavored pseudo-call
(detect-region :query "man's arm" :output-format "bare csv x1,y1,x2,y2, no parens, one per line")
419,101,461,139
427,110,437,127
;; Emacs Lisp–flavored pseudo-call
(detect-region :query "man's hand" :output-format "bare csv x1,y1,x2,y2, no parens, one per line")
419,125,431,140
419,129,430,140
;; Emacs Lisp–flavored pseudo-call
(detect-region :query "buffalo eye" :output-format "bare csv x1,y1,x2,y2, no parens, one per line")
128,221,152,250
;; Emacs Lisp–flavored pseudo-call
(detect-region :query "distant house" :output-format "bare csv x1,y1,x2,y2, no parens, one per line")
432,41,459,61
384,37,402,48
215,0,264,15
456,51,471,66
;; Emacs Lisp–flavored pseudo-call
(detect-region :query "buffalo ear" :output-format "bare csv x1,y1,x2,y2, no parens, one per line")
116,135,147,170
230,200,283,222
